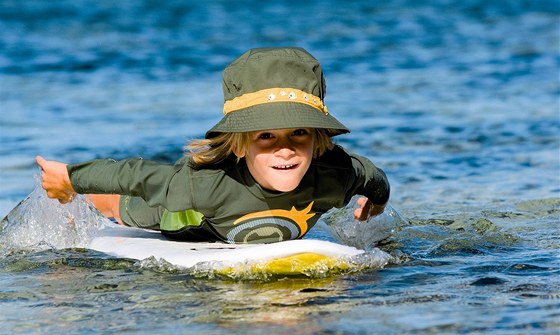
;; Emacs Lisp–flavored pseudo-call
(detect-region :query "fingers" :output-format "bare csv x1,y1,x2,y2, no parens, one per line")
353,197,386,221
43,188,75,204
36,155,46,168
354,197,372,221
58,192,76,204
35,156,76,203
356,197,367,206
55,195,70,204
353,207,364,220
36,156,49,187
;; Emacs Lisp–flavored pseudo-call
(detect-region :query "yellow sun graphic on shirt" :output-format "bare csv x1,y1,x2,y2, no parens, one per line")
227,202,315,243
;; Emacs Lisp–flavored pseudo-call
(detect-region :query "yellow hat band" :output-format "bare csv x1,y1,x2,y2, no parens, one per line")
223,88,329,116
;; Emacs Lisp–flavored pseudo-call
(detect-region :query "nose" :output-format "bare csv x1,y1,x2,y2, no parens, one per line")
274,137,296,158
275,147,295,158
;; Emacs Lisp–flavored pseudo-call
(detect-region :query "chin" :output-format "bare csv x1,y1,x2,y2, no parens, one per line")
279,186,298,192
270,183,299,192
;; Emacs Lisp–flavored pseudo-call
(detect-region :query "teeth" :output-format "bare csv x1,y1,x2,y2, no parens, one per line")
275,164,295,169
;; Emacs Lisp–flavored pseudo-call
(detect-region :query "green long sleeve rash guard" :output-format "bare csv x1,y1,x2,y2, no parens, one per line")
67,145,390,244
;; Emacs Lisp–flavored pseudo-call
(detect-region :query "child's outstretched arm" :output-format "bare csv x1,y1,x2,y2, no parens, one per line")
36,156,76,204
353,197,386,221
36,156,123,222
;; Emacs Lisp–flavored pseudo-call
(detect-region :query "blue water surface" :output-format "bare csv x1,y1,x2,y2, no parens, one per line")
1,0,559,334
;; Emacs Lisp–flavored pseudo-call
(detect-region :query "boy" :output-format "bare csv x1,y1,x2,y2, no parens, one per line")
37,47,390,244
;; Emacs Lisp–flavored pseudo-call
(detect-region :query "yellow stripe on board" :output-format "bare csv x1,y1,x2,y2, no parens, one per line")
217,253,350,278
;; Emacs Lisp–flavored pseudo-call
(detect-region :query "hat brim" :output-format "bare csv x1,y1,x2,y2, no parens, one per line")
205,102,350,138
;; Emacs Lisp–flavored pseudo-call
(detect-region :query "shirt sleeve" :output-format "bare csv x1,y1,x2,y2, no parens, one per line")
348,153,390,205
67,157,193,212
119,195,163,230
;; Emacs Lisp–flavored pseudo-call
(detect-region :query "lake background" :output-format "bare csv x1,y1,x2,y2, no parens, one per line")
1,0,559,334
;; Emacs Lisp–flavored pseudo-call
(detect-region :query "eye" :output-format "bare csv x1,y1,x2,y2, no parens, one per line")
292,129,310,137
257,132,273,140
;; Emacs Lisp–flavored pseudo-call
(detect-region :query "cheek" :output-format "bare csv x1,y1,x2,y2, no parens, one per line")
300,139,315,158
246,151,268,173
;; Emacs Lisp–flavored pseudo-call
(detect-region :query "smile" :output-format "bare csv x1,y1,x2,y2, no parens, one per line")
272,164,298,170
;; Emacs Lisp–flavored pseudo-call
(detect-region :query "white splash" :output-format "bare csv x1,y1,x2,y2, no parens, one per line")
0,186,112,256
320,196,409,250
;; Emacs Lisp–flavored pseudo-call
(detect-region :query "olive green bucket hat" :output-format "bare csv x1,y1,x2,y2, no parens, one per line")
205,47,350,138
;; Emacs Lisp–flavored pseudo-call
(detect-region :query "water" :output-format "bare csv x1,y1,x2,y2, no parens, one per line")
1,0,559,333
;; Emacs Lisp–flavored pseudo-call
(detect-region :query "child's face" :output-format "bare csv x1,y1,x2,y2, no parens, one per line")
244,128,314,192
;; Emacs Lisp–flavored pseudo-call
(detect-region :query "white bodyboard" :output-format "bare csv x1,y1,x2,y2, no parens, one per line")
89,225,365,276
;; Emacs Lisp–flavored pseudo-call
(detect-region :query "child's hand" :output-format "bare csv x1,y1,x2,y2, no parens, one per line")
36,156,77,204
353,197,385,221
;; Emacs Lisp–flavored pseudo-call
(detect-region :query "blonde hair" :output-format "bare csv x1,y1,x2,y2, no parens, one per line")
186,129,335,167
